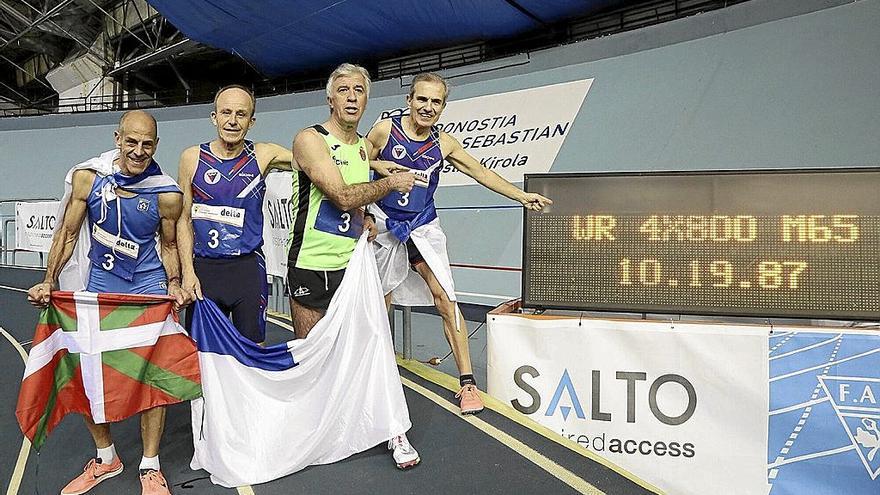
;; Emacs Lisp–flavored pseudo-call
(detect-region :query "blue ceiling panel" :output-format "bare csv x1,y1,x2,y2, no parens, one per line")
148,0,629,76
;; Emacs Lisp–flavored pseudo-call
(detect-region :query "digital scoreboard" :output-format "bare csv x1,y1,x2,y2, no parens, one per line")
522,170,880,320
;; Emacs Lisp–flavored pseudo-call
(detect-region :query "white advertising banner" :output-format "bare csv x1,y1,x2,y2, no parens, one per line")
377,79,592,186
15,201,60,253
487,315,769,495
261,172,294,278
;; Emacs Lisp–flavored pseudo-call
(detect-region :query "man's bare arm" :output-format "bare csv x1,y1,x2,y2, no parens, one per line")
158,191,186,309
441,133,552,211
293,128,415,211
256,142,297,174
175,146,205,300
175,147,198,279
365,120,390,160
27,169,93,307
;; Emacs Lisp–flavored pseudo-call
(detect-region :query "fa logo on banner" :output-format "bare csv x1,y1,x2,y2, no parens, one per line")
818,376,880,479
545,369,586,421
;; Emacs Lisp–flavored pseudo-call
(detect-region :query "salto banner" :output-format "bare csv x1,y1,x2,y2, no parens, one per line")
488,315,769,494
262,172,294,278
488,316,880,494
15,201,60,253
377,79,592,186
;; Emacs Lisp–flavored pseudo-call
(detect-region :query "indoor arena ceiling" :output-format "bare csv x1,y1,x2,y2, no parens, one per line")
147,0,629,77
0,0,742,114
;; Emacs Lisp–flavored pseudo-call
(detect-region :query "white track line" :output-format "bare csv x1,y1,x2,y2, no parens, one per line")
770,347,880,382
0,284,27,293
1,325,31,495
769,396,830,416
769,332,796,355
267,313,604,493
454,291,512,300
768,445,855,469
770,334,841,361
769,337,843,485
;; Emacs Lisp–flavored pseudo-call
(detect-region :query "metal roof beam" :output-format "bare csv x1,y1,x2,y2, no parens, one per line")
0,0,75,51
0,0,32,27
106,37,194,77
85,0,151,49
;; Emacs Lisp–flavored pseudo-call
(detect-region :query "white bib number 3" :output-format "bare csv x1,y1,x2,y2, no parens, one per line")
338,212,351,233
208,229,220,248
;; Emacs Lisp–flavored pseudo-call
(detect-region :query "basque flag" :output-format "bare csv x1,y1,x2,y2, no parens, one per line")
16,292,201,450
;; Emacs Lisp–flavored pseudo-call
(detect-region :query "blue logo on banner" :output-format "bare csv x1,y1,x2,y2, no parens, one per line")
768,331,880,493
545,369,586,421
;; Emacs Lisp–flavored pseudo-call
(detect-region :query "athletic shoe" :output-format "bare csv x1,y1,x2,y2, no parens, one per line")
60,457,124,495
456,384,485,415
388,434,420,470
139,469,171,495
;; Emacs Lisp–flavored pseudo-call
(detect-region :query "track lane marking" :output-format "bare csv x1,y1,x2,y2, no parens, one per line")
400,375,603,494
270,313,604,493
1,325,31,495
0,284,28,293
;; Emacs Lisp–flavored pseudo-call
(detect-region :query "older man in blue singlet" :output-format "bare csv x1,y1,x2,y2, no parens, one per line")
27,110,185,495
367,73,552,415
177,85,294,343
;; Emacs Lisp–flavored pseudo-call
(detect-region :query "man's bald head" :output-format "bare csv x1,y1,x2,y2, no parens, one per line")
118,110,158,137
114,110,159,176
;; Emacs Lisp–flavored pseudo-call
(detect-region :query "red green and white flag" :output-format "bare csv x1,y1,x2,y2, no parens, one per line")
16,291,201,450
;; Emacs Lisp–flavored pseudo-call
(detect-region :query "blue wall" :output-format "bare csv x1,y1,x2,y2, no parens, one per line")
1,0,877,304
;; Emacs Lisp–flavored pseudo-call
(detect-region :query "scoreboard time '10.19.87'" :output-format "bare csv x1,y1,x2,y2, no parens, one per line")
522,170,880,320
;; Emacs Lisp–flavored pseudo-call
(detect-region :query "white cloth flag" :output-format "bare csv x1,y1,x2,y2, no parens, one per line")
189,235,412,487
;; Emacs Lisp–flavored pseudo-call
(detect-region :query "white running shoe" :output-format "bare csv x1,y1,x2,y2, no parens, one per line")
388,434,420,470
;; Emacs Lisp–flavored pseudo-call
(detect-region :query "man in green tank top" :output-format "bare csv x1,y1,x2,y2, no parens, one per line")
286,64,421,469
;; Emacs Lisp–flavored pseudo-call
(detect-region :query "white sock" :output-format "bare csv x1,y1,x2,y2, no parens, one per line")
96,444,116,464
139,455,160,472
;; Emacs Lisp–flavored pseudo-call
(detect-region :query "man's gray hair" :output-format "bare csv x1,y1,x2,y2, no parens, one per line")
325,63,371,98
409,72,449,103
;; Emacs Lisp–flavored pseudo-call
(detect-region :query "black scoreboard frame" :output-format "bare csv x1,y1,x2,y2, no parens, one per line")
521,168,880,320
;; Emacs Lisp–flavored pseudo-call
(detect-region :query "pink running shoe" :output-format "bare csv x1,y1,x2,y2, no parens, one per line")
60,457,124,495
456,384,485,415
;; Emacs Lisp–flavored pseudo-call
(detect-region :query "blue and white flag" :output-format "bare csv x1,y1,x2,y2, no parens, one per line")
189,235,412,487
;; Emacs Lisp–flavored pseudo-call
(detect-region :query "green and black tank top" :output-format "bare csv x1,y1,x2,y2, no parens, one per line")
287,124,370,270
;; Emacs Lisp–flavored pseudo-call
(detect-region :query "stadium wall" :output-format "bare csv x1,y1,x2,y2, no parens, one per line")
1,0,877,305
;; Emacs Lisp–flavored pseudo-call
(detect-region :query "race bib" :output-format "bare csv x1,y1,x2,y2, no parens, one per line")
382,185,428,213
192,204,246,228
89,224,139,280
314,200,364,239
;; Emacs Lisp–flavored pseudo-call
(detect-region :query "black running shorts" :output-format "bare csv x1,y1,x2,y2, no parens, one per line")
184,252,268,343
405,238,425,266
286,266,346,311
